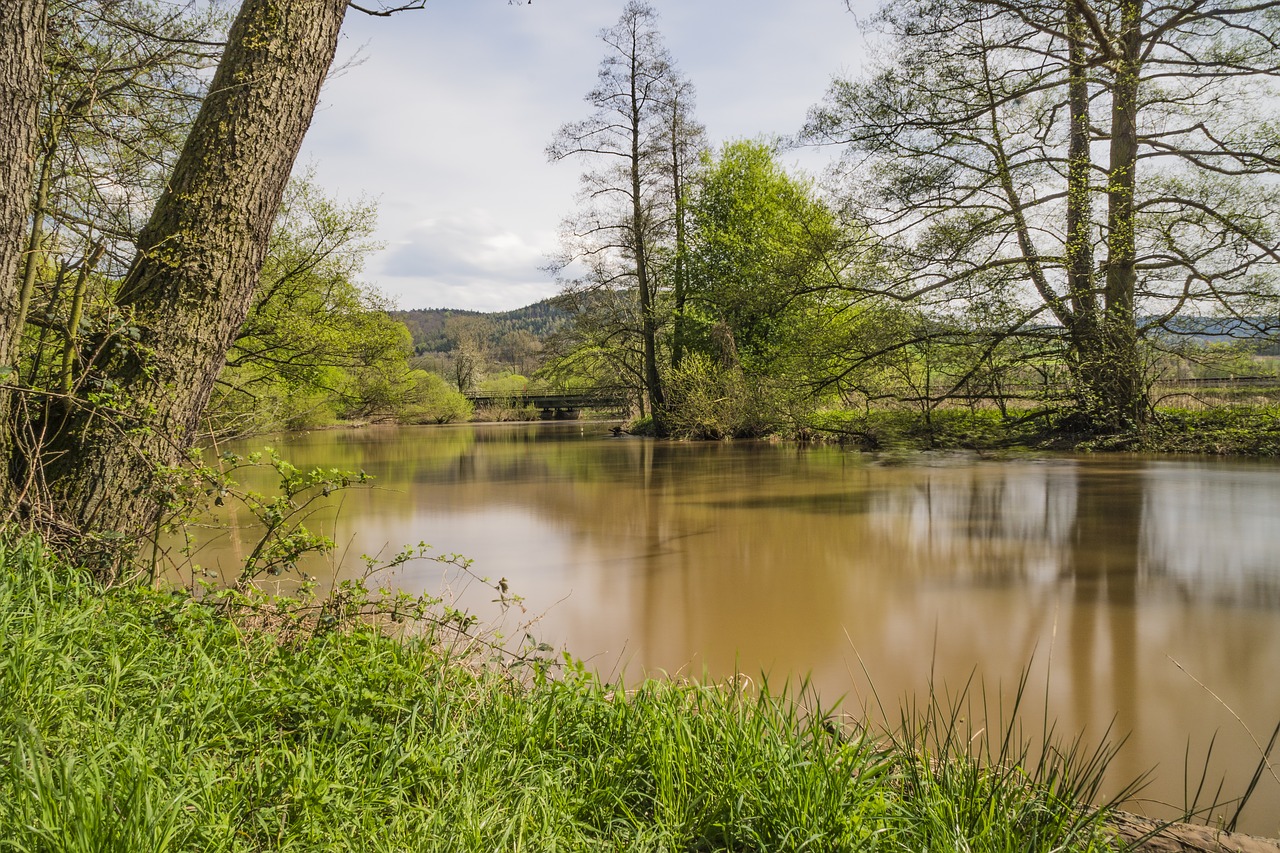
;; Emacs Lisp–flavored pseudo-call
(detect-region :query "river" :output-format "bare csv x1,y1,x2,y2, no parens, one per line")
188,422,1280,835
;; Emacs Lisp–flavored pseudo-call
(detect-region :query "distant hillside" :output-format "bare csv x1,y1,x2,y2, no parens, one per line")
391,299,568,355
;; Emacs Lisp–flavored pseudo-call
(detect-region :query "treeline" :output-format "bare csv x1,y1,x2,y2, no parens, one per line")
393,300,566,356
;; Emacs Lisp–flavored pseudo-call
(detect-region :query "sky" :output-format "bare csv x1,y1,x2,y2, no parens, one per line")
297,0,879,312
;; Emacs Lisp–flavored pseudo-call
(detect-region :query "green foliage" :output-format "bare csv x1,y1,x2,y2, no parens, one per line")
662,353,784,439
536,291,646,404
1182,343,1278,381
1128,405,1280,456
804,408,1048,451
0,535,1126,852
469,374,546,422
152,447,374,587
684,140,846,377
208,176,415,434
800,401,1280,456
476,372,531,395
801,0,1280,429
396,371,473,425
11,0,224,403
627,415,657,436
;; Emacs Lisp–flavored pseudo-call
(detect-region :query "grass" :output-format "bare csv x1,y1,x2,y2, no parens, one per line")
1128,405,1280,456
801,403,1280,457
0,534,1133,851
802,408,1049,451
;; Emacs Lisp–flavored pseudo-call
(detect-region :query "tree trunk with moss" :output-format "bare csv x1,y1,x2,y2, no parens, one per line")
39,0,349,569
0,0,44,366
1096,0,1146,430
0,0,46,505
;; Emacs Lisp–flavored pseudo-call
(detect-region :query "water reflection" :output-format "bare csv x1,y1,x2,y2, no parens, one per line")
191,425,1280,835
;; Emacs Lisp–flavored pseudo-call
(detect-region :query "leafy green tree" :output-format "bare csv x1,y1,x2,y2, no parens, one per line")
27,0,354,569
684,140,844,378
659,140,872,436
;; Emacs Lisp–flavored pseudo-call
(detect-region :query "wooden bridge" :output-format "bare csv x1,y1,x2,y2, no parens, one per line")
463,388,629,419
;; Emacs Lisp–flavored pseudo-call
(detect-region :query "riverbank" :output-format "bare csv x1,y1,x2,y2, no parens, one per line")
0,533,1209,852
798,405,1280,456
237,399,1280,459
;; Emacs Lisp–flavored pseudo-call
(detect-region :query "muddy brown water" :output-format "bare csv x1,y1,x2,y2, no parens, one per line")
186,422,1280,836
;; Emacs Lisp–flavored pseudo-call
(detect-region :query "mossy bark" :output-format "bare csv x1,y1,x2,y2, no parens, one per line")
1060,0,1147,433
40,0,349,570
631,81,665,418
0,0,47,507
0,0,45,367
1096,0,1146,430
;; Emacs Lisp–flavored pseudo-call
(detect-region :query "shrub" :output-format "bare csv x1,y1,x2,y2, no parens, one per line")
663,354,782,439
398,370,474,424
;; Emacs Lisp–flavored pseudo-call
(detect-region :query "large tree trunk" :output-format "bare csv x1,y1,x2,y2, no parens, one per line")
0,0,47,507
40,0,349,571
1096,0,1146,429
0,0,45,366
1063,0,1104,413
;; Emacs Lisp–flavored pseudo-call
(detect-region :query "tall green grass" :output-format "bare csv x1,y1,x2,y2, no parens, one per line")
0,535,1129,851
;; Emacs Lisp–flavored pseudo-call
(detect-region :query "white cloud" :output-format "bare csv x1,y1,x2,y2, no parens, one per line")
375,211,558,311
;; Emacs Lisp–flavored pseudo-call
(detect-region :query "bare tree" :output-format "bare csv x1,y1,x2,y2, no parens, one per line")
444,315,489,393
661,75,705,371
547,0,701,424
805,0,1280,429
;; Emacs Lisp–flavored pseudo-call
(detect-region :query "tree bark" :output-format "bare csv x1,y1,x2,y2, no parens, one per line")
668,85,695,372
13,135,56,362
1098,0,1146,428
0,0,45,368
1063,0,1108,421
669,140,687,372
629,50,665,417
41,0,349,568
0,0,47,509
1064,2,1100,365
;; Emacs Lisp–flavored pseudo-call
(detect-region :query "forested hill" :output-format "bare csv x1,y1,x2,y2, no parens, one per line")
391,299,567,354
